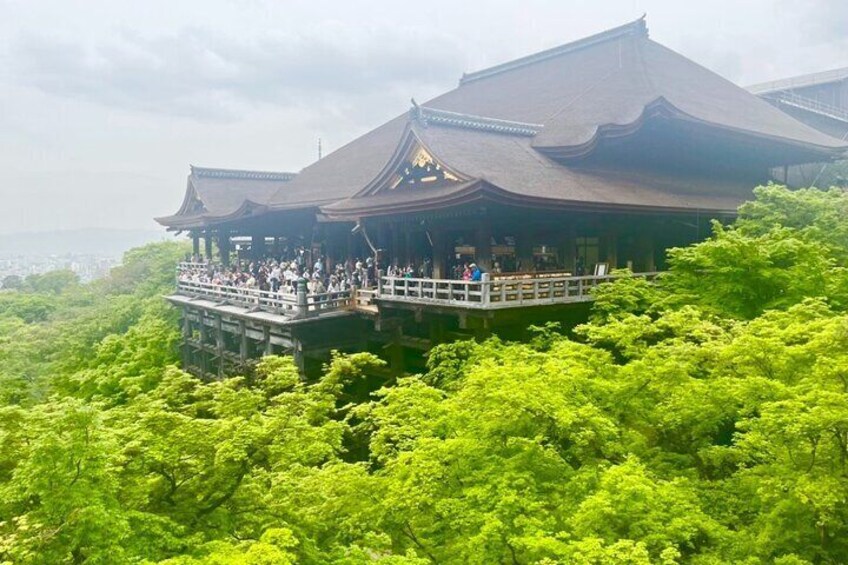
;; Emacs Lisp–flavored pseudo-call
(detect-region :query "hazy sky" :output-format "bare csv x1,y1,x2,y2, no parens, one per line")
1,0,846,235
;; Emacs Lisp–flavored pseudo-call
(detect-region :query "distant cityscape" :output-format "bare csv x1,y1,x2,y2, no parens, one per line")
0,228,172,288
0,253,120,285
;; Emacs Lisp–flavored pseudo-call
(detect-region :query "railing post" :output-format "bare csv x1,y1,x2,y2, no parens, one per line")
295,276,310,319
377,270,384,297
481,273,490,306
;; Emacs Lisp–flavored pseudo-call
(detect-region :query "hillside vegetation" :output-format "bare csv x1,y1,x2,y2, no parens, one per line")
2,185,848,564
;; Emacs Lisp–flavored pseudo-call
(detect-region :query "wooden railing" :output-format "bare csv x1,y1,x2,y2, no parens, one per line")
175,267,660,317
377,272,660,309
175,279,356,318
178,261,211,271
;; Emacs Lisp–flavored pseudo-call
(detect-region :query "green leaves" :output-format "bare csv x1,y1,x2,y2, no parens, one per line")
3,187,848,562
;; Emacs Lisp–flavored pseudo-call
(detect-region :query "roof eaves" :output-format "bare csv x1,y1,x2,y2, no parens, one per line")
534,96,848,160
459,15,648,85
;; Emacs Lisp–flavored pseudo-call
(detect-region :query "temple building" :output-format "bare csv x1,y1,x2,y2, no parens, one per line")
157,18,848,378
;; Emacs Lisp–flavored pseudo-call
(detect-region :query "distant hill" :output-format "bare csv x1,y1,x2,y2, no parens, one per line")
0,228,175,257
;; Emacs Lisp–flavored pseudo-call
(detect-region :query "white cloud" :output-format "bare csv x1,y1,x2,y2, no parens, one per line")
11,23,465,122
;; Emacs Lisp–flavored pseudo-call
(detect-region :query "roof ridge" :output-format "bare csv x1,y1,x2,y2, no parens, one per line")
459,16,648,85
413,105,544,136
190,165,297,181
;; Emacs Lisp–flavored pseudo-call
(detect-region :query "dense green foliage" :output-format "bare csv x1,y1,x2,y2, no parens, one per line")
2,185,848,563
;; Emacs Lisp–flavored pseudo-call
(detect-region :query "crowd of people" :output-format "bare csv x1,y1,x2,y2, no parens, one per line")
181,253,377,296
178,250,476,296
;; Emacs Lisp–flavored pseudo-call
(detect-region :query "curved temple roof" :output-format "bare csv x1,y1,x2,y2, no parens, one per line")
155,166,296,229
157,17,848,229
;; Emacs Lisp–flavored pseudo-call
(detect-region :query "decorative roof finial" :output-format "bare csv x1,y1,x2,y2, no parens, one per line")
410,98,425,125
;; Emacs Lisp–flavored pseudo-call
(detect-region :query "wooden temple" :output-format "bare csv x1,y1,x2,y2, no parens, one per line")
157,17,848,378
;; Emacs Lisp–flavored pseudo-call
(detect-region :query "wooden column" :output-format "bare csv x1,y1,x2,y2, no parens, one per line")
292,336,306,377
475,218,493,271
251,235,266,261
431,228,447,279
263,326,272,356
560,223,577,274
198,310,208,376
238,320,248,363
516,226,534,273
635,232,656,272
218,231,231,266
601,227,618,270
192,233,200,257
181,308,191,370
391,222,404,267
389,327,405,376
204,231,213,262
215,314,224,378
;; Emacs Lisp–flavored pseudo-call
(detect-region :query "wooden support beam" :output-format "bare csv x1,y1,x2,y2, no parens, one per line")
263,325,273,356
197,310,208,375
215,314,224,379
292,339,306,377
238,320,248,363
181,307,191,371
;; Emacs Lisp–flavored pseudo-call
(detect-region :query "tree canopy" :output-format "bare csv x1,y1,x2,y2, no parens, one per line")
2,186,848,564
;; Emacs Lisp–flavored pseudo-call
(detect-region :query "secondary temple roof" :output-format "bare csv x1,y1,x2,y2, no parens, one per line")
155,166,296,228
157,17,848,230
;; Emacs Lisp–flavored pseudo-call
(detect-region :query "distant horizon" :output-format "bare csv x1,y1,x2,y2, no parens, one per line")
0,227,177,257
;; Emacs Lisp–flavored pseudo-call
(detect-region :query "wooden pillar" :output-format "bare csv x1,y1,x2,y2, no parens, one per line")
391,222,403,267
516,226,534,273
198,310,208,376
560,223,577,274
431,229,447,279
475,218,493,271
292,336,306,377
404,229,414,266
204,231,213,262
215,314,224,378
635,232,656,272
251,235,266,261
191,233,200,257
389,328,404,376
601,227,618,270
263,326,272,356
218,231,231,266
238,320,248,363
182,308,191,370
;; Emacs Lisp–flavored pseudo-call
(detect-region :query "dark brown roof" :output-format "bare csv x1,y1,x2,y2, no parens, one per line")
159,18,848,229
280,18,847,217
322,123,749,218
422,18,845,155
156,166,296,229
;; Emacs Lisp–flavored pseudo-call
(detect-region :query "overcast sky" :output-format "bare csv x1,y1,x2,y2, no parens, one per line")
0,0,846,235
